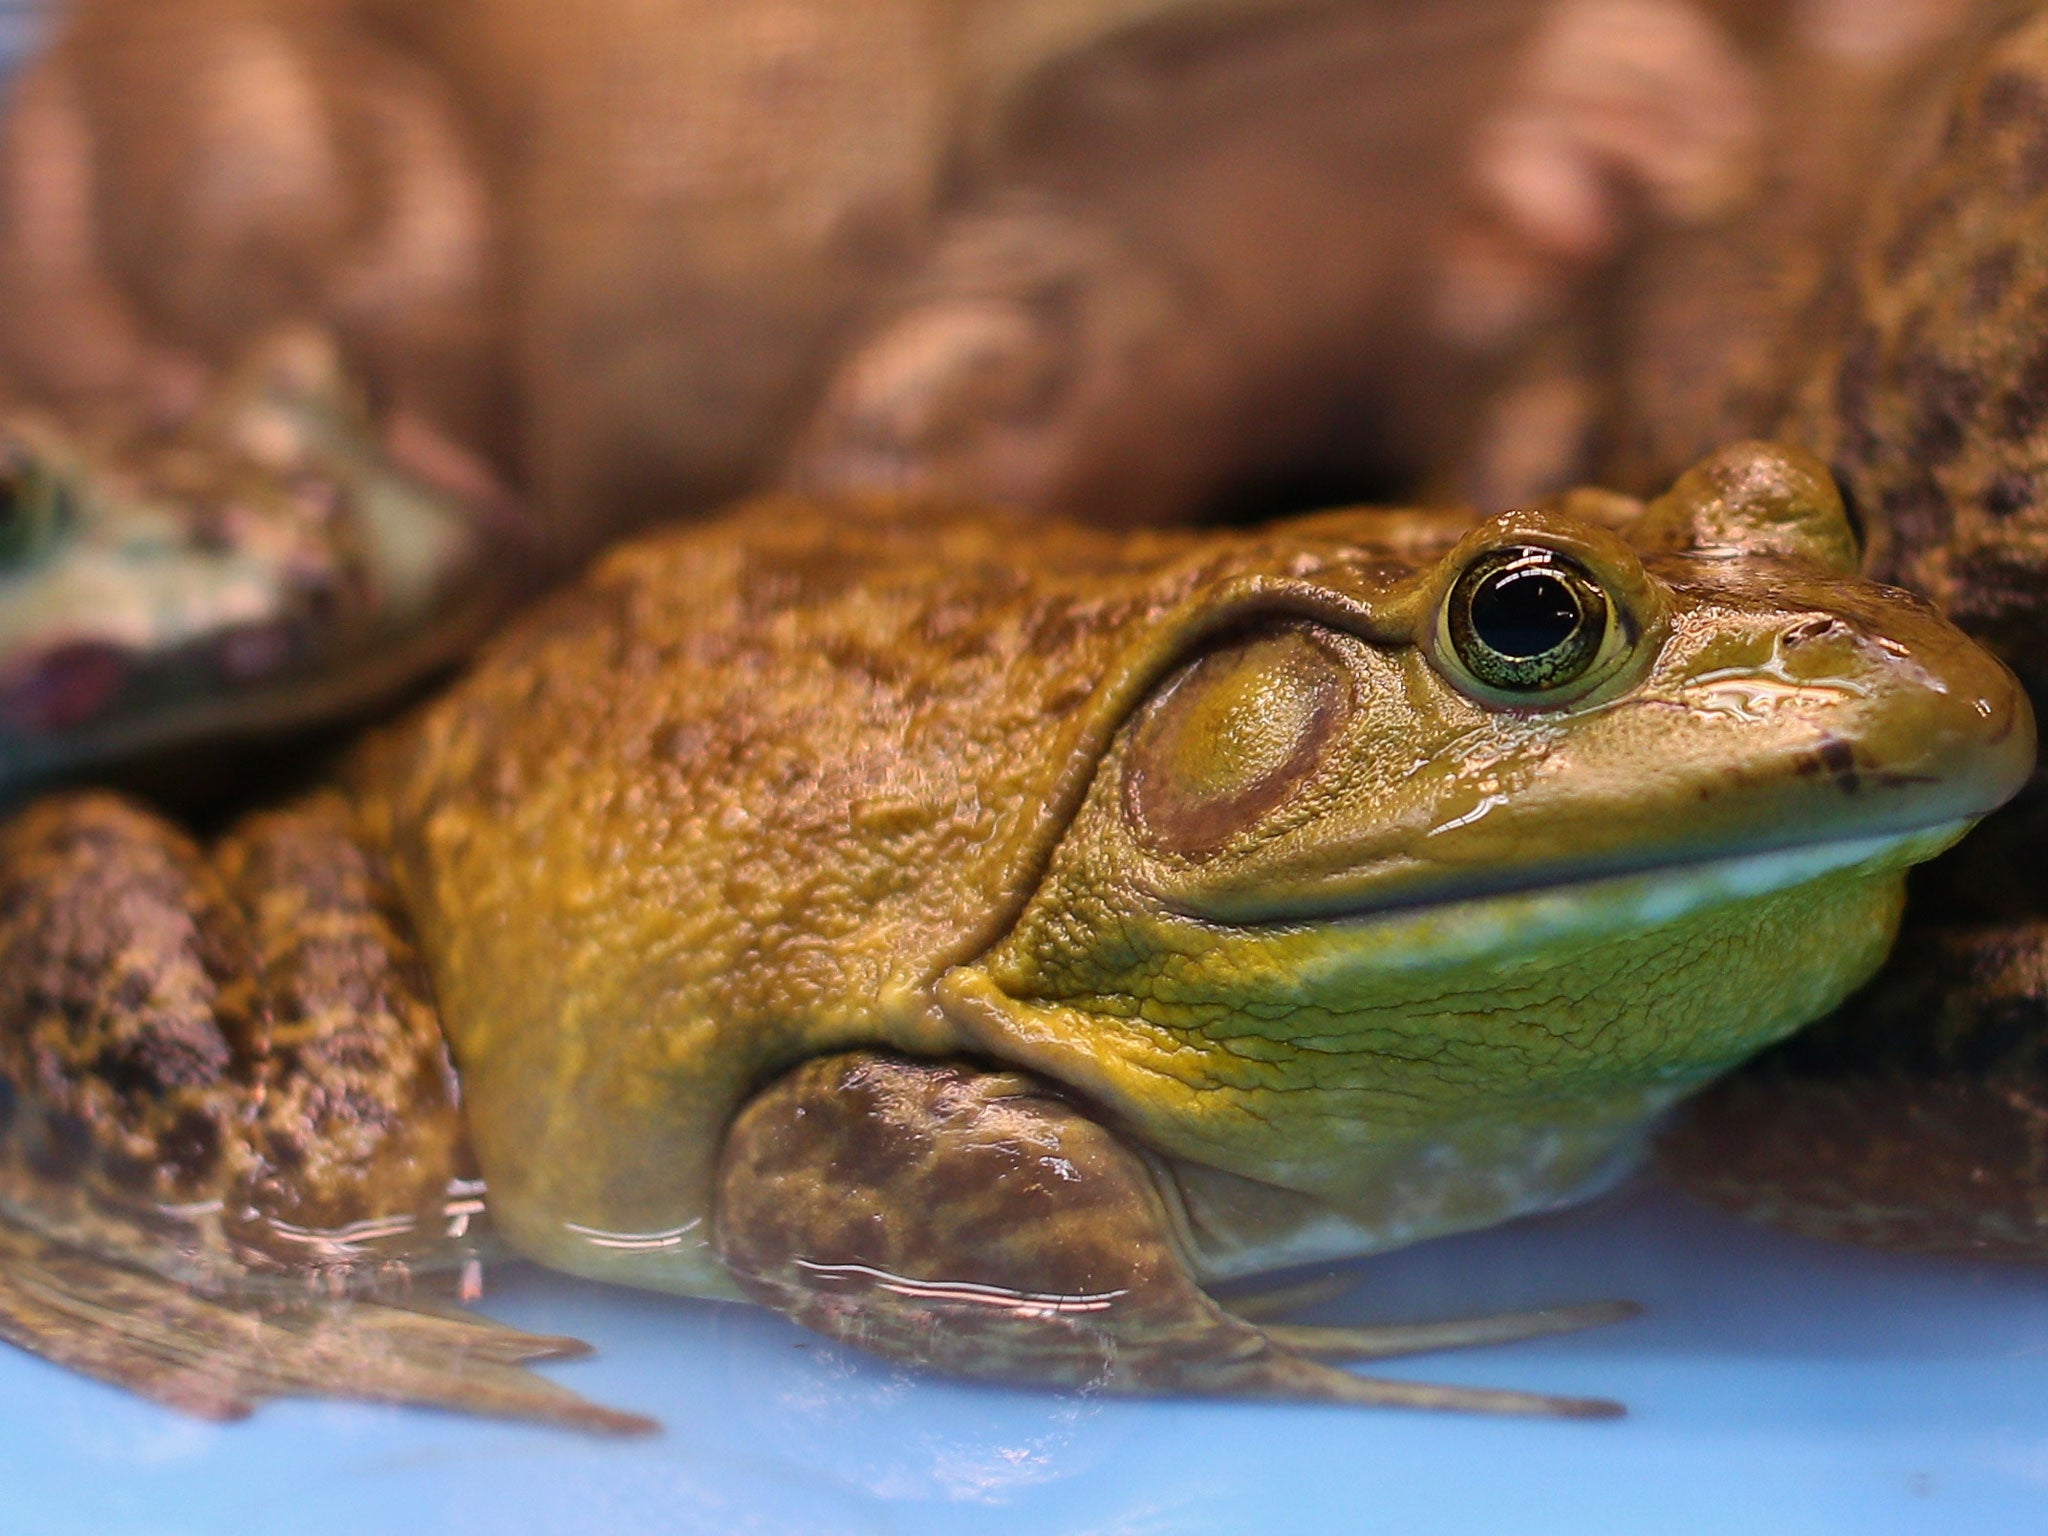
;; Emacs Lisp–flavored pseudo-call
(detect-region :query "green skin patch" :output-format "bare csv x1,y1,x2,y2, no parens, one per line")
945,822,1959,1264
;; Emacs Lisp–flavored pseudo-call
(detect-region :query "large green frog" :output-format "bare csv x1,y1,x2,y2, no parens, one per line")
0,442,2025,1429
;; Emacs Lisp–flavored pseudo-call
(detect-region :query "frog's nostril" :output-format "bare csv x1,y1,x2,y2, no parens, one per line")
1781,617,1851,647
0,642,129,733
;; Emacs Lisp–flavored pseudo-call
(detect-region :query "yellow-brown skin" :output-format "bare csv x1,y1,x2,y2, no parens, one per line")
338,442,2027,1298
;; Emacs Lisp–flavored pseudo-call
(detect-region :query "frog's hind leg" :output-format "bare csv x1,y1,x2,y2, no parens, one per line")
714,1052,1626,1418
0,791,652,1431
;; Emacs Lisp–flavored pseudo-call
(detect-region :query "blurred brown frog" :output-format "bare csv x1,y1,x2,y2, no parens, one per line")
0,0,1770,790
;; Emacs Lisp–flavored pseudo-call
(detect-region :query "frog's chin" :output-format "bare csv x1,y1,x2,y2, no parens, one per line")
1326,817,1972,975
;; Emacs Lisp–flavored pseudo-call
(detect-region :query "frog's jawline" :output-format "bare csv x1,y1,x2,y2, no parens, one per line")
1282,820,1962,972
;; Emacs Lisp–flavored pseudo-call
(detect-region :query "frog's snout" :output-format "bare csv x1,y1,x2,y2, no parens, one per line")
1688,588,2037,835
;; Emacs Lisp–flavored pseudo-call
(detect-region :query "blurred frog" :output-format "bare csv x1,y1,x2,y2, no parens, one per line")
0,329,522,793
0,0,1767,786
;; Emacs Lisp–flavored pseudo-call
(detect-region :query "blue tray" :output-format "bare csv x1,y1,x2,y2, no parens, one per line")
0,1175,2040,1536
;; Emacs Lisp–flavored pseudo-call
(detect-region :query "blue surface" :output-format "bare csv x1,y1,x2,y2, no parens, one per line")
0,1177,2041,1536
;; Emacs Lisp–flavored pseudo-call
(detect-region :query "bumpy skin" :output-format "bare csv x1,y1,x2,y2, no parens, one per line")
0,447,2026,1427
1457,3,2048,1256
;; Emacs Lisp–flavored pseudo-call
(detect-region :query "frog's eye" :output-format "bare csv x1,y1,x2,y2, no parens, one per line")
1442,545,1613,695
1124,627,1353,856
0,448,72,569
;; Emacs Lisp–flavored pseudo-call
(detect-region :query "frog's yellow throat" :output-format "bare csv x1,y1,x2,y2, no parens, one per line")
944,820,1961,1252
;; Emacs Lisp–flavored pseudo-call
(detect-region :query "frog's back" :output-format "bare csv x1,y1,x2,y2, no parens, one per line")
348,496,1423,1291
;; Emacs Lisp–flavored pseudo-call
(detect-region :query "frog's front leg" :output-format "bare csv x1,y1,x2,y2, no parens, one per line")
0,791,649,1431
716,1052,1628,1418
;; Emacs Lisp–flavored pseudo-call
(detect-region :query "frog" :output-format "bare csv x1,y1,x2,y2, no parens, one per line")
1448,0,2048,1260
0,0,1780,788
0,327,527,796
0,439,2025,1430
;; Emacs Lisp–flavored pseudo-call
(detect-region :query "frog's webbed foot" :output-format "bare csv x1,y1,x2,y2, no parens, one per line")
716,1053,1628,1419
1662,918,2048,1260
1218,1268,1639,1358
1251,1300,1641,1362
0,791,649,1432
0,1221,650,1432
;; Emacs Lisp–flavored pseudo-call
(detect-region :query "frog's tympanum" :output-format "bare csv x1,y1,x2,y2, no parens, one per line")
0,443,2025,1430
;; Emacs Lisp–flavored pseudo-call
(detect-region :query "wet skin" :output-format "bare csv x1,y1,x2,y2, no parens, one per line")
0,442,2026,1429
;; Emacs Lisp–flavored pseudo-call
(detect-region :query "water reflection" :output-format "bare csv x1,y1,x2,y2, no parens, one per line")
718,1303,1137,1504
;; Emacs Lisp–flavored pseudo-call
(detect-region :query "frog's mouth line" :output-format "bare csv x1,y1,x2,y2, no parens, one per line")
1291,819,1967,973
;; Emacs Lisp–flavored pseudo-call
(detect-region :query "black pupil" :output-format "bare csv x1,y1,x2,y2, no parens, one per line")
1470,561,1582,658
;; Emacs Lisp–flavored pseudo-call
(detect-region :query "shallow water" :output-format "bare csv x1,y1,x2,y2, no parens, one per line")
0,1176,2041,1536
